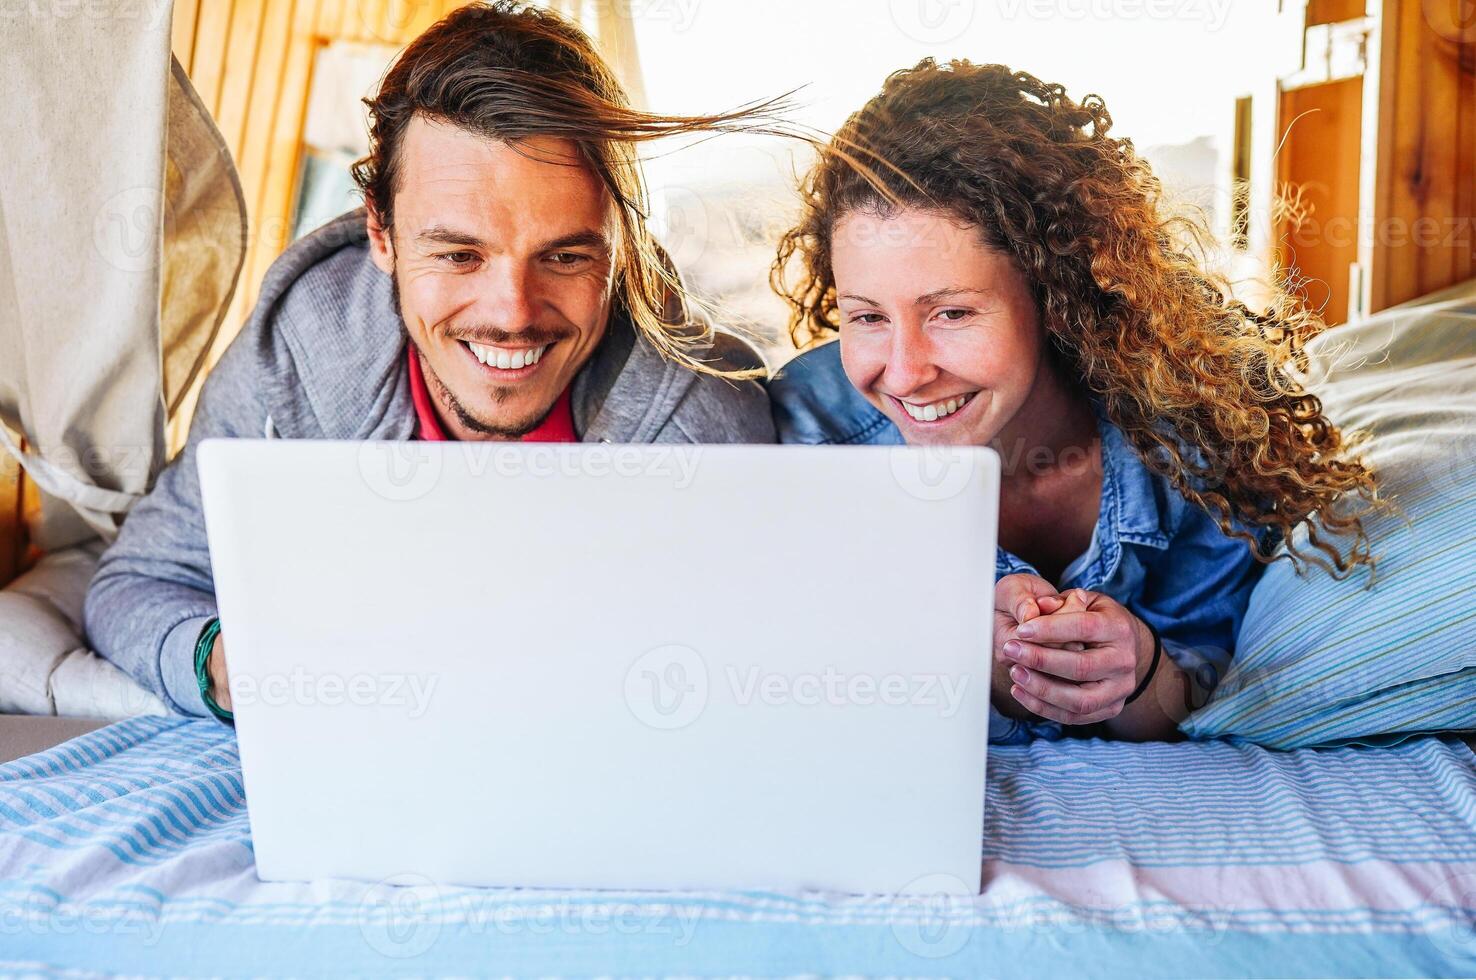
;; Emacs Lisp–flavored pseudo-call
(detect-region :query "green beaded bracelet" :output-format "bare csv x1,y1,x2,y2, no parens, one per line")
194,618,234,723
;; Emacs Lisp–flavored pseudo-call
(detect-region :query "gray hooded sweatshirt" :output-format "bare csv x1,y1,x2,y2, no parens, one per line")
84,209,775,716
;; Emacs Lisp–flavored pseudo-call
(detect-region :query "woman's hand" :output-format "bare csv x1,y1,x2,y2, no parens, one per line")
999,588,1154,726
994,573,1064,628
992,574,1074,721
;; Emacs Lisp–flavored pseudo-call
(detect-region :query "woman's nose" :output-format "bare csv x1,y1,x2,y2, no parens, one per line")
883,322,938,394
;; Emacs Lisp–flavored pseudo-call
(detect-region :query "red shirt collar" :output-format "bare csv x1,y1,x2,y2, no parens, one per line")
407,347,577,443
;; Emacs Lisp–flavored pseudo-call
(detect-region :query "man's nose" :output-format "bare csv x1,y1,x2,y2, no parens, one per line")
472,259,539,332
883,320,939,394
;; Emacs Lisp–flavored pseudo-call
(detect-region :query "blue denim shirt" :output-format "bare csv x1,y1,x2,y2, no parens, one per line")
768,342,1265,743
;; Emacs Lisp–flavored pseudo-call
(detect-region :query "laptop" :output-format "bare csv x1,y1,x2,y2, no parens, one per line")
197,439,999,895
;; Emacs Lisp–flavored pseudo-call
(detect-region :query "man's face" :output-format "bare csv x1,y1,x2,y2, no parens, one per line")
367,117,618,439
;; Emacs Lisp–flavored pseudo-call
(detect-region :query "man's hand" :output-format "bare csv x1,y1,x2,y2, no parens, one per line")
999,589,1154,726
207,633,231,712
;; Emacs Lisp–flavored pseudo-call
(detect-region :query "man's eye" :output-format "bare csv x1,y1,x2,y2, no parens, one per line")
548,251,590,267
439,251,478,266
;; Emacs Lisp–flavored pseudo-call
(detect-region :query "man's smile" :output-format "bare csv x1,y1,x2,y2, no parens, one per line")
459,339,554,379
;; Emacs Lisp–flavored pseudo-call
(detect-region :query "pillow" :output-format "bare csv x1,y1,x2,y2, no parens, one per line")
0,542,166,718
1181,289,1476,748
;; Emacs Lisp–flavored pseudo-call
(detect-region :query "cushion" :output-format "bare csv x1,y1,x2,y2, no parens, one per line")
0,542,166,718
1181,288,1476,748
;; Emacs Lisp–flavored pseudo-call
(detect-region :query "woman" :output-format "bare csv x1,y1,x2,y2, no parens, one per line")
768,60,1378,743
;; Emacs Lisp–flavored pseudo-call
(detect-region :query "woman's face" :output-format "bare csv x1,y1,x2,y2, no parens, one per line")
831,207,1048,447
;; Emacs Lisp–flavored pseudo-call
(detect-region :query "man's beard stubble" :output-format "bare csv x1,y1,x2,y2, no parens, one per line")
390,264,565,440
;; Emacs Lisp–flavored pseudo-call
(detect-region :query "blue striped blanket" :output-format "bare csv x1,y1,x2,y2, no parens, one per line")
2,717,1474,977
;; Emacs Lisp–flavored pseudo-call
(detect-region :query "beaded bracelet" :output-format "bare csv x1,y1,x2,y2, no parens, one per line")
193,618,234,723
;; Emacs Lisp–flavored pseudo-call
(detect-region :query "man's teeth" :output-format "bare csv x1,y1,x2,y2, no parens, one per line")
901,392,974,422
467,342,549,369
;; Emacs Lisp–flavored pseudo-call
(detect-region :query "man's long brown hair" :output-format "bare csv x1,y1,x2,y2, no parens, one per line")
352,0,785,375
774,60,1380,577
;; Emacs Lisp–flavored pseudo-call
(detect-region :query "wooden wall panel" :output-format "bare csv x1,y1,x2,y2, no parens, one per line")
171,0,201,68
252,0,321,285
1307,0,1366,26
0,448,22,588
1370,0,1476,310
187,0,235,111
1277,76,1365,326
173,0,474,418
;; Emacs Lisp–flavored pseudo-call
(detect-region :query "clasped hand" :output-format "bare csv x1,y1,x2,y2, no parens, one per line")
993,573,1153,726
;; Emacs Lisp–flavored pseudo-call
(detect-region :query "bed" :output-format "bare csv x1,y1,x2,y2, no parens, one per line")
1,717,1472,977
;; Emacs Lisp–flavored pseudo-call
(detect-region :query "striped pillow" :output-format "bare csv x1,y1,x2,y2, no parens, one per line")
1181,292,1476,748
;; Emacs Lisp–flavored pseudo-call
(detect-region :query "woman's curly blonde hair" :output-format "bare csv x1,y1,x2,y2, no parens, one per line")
773,59,1379,577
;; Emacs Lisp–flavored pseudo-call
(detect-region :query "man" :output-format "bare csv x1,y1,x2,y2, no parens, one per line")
84,1,774,719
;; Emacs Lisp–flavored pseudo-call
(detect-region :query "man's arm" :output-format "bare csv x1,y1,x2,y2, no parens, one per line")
83,314,293,717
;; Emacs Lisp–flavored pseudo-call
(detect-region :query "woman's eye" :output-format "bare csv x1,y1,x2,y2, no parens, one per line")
937,308,971,322
849,312,887,325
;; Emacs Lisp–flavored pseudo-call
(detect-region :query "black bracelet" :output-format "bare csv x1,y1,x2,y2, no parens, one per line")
1123,619,1163,706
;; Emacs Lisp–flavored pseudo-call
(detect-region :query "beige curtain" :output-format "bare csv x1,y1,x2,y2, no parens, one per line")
0,8,245,551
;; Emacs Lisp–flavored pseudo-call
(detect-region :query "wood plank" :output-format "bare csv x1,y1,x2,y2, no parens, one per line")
1277,76,1364,326
171,0,202,73
235,0,299,263
1458,39,1476,284
378,0,405,43
1369,0,1476,309
315,0,344,38
1377,0,1420,308
213,0,269,158
188,0,236,115
1306,0,1365,26
387,0,444,43
336,0,363,43
1418,6,1460,297
240,2,321,326
0,446,21,588
19,471,37,571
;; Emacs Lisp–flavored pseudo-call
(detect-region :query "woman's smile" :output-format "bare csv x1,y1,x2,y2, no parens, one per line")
886,390,979,424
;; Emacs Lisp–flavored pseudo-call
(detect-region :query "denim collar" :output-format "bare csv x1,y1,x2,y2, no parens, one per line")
996,401,1171,586
767,343,1176,586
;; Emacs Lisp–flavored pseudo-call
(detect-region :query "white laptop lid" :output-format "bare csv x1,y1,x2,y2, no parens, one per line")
197,440,999,895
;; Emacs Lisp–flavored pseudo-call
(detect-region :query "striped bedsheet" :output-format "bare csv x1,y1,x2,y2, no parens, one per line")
1,717,1473,977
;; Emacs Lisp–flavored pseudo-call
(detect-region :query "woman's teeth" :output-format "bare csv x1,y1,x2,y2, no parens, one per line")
900,392,974,422
467,341,548,370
